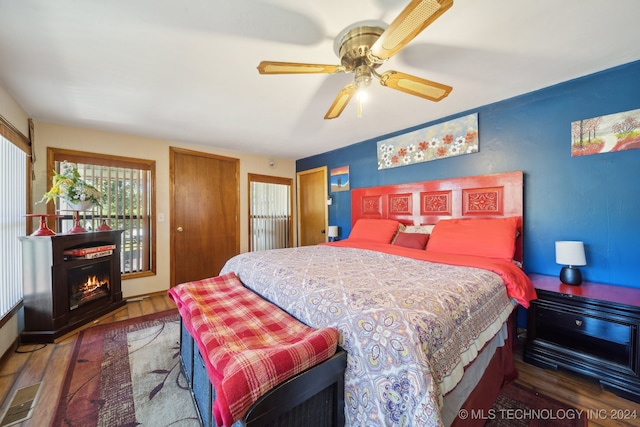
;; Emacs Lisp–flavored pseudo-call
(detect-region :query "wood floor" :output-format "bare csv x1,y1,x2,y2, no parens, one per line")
0,293,637,427
0,292,175,427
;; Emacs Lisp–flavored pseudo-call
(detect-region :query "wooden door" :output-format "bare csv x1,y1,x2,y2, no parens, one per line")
170,147,239,286
297,166,328,246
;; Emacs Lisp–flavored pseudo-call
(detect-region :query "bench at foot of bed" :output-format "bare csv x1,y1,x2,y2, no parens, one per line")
180,319,347,427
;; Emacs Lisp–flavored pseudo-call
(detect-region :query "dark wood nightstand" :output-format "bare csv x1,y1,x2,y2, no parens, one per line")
524,273,640,403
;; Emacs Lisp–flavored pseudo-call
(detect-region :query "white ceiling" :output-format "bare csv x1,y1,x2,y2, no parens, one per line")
1,0,639,159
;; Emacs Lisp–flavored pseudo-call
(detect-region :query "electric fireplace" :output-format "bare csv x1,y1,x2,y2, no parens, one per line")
19,230,126,343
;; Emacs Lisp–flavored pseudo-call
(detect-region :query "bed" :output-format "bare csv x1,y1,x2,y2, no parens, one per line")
206,171,536,426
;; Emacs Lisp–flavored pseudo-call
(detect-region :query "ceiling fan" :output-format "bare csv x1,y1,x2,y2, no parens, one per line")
257,0,454,119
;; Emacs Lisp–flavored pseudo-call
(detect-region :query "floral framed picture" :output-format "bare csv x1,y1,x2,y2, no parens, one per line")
377,113,479,170
571,108,640,156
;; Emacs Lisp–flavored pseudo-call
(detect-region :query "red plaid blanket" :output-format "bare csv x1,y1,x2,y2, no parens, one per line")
167,272,339,427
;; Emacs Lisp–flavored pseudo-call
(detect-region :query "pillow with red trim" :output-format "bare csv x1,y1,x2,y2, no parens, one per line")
390,223,407,244
426,217,519,261
349,219,401,244
393,232,430,249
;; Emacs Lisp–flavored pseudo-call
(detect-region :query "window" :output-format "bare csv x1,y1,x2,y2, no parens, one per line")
0,120,29,320
248,174,292,251
47,148,155,277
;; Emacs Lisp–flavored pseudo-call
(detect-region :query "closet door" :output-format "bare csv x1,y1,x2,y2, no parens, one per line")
170,147,239,286
297,166,328,246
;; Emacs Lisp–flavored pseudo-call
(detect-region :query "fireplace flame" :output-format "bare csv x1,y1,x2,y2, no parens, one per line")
81,275,109,293
69,266,112,311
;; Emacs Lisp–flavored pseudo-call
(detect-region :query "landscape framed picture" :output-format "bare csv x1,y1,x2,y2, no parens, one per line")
571,108,640,156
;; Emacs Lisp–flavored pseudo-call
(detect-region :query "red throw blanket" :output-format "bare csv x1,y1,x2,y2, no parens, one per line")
168,272,339,427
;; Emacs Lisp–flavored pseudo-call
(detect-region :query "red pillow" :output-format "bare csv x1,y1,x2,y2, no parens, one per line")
426,217,518,261
393,232,430,249
349,219,400,243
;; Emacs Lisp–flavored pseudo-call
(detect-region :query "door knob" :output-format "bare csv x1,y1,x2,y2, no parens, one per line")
176,226,183,232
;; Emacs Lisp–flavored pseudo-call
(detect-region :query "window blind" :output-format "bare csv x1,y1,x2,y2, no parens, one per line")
55,162,152,274
250,181,291,251
0,135,27,318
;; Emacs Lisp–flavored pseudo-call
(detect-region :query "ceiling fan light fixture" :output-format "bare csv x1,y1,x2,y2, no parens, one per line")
354,63,372,89
356,89,368,118
354,62,374,119
257,0,454,120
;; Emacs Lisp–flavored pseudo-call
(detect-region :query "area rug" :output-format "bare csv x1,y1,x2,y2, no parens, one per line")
486,382,587,427
51,310,200,427
53,311,587,427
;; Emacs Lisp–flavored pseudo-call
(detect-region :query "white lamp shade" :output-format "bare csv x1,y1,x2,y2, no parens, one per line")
328,226,339,238
555,241,586,266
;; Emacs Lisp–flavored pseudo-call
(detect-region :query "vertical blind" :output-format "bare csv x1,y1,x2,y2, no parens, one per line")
0,135,26,318
250,181,291,251
55,162,152,274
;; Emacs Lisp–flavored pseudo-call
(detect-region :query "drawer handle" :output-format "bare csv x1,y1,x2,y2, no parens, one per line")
575,319,583,327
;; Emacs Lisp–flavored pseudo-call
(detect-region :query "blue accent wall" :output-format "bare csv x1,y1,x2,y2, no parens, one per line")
297,60,640,289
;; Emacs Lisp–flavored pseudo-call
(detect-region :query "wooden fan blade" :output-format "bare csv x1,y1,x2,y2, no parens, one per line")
369,0,453,63
257,61,345,74
325,83,357,119
379,70,452,101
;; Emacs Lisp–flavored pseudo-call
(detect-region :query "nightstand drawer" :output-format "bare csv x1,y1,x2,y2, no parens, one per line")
535,303,635,369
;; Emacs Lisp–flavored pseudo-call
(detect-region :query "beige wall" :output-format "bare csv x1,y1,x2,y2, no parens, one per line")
0,85,29,135
32,121,297,298
1,77,296,355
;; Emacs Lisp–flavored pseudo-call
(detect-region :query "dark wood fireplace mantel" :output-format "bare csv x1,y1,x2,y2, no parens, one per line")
19,230,126,343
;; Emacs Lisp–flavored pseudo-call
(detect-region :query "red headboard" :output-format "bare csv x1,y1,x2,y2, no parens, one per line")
351,171,524,263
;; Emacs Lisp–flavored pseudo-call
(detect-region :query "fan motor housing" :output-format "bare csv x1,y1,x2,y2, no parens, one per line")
335,24,386,71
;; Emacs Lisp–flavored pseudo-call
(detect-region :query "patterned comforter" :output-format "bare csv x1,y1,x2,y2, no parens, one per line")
220,243,533,427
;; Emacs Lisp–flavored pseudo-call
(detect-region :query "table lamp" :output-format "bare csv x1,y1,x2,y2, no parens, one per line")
328,226,338,242
555,241,586,285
